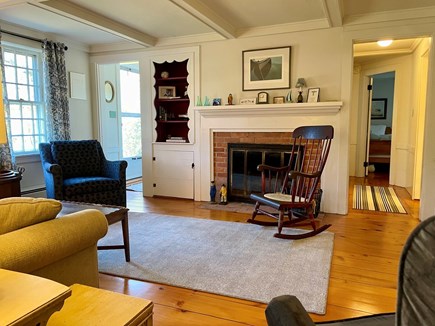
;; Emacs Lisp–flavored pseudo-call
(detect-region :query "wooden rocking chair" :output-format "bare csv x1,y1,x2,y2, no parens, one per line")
248,125,334,240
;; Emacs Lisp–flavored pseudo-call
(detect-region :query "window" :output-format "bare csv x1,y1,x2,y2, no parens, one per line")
2,45,46,155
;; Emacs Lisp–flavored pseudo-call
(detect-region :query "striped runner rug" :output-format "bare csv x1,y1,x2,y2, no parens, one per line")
353,185,407,213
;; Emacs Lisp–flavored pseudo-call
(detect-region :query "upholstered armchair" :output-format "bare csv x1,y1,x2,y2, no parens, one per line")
39,140,128,207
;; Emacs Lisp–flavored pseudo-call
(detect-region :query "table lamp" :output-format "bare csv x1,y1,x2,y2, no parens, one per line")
295,78,306,103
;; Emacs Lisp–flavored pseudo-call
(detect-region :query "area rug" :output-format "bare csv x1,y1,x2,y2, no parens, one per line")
199,201,255,214
353,185,406,213
98,212,334,314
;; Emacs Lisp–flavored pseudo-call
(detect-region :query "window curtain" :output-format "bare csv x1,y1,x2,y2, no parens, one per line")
0,30,15,170
42,40,70,141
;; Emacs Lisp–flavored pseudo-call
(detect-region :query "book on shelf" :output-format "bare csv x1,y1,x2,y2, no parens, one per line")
166,137,187,143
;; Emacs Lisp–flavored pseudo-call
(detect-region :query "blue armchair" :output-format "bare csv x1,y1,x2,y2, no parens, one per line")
39,140,128,207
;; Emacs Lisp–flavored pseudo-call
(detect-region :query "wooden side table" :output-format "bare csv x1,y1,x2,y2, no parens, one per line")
0,170,21,199
47,284,153,326
58,201,130,261
0,269,71,326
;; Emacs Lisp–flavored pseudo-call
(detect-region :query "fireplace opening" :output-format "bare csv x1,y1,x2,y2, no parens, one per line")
227,143,303,202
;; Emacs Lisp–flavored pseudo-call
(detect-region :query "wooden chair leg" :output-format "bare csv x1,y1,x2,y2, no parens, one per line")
251,202,260,220
277,210,285,234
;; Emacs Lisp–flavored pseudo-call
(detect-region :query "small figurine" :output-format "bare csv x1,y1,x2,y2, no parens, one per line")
219,184,227,205
227,93,233,105
210,180,217,203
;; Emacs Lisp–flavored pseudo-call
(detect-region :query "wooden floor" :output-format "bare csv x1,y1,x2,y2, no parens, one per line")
99,174,420,325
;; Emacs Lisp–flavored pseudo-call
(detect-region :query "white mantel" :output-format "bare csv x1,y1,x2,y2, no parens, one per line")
193,101,343,214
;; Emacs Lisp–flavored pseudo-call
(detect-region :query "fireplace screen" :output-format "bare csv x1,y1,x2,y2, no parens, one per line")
227,143,302,202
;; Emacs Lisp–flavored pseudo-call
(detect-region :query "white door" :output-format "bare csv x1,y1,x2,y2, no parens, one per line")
97,62,142,180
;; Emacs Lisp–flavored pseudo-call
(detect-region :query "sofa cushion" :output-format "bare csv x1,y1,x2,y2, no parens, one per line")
51,140,102,178
0,197,62,235
63,177,122,196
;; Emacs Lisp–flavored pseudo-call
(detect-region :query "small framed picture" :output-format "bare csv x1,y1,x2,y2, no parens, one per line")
158,86,176,99
371,98,387,119
307,88,320,103
257,91,269,104
212,98,222,106
273,96,285,104
240,98,256,105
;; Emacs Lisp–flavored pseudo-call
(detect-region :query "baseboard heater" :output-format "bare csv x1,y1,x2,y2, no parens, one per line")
20,187,46,196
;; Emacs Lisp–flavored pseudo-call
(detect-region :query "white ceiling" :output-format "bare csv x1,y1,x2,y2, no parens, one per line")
0,0,434,52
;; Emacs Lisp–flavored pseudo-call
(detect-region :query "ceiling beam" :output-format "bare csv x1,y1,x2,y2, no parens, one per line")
28,0,156,47
321,0,343,27
170,0,236,39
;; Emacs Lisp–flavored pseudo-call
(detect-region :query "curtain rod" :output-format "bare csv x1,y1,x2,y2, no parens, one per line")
1,29,68,51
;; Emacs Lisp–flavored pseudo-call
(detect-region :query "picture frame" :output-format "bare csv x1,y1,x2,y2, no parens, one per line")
158,86,176,99
242,46,291,91
257,91,269,104
371,98,387,119
307,88,320,103
273,96,285,104
240,98,256,105
212,98,222,106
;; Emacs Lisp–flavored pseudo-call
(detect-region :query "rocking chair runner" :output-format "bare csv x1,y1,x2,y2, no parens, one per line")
248,125,334,240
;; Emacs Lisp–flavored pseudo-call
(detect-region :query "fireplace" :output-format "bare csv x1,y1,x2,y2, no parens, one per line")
227,143,303,202
195,102,343,214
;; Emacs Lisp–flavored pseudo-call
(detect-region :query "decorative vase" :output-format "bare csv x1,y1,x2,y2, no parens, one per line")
196,96,202,106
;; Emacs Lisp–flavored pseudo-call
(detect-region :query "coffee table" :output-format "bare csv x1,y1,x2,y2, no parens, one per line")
58,201,130,262
0,268,71,326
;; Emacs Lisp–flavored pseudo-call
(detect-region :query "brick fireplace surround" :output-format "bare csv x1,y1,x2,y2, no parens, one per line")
213,132,292,190
193,102,344,214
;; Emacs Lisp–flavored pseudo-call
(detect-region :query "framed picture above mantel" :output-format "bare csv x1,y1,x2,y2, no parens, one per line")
242,46,291,91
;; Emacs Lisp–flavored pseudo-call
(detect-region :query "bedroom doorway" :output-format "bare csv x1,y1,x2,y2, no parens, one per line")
352,37,430,200
367,72,395,179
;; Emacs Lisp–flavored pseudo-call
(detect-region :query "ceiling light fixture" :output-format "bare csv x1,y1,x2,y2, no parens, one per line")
377,40,393,47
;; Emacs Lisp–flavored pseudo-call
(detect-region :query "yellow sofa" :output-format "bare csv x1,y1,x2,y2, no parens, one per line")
0,197,108,287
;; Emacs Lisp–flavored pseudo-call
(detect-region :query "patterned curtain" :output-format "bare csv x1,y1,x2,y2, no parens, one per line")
0,30,15,170
42,40,71,141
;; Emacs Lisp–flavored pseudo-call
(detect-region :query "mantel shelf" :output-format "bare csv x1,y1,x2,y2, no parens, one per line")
194,101,342,117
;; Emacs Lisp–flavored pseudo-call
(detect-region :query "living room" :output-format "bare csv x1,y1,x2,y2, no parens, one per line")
1,1,435,325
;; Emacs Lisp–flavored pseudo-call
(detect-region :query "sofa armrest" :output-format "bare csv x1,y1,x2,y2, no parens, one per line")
102,159,128,180
0,209,108,274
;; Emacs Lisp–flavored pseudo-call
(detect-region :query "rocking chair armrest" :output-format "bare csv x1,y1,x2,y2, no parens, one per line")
289,170,321,180
258,164,289,173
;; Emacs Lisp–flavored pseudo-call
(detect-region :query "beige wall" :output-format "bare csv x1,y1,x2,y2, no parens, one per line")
199,28,343,103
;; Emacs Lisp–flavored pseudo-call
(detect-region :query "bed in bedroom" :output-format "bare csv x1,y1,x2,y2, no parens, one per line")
369,125,391,164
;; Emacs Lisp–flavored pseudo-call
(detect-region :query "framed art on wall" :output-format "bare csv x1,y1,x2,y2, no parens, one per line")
242,46,291,91
371,98,387,119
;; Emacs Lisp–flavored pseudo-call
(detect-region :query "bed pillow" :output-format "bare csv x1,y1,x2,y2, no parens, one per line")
0,197,62,235
371,124,387,136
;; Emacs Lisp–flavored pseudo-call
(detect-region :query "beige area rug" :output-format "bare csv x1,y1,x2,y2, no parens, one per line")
353,185,406,213
199,201,256,214
98,212,334,314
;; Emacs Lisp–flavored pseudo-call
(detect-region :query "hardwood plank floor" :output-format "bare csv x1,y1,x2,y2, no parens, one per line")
99,176,420,325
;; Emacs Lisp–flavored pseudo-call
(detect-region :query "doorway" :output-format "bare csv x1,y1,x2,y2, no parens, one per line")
352,37,430,201
367,72,395,180
97,62,142,181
